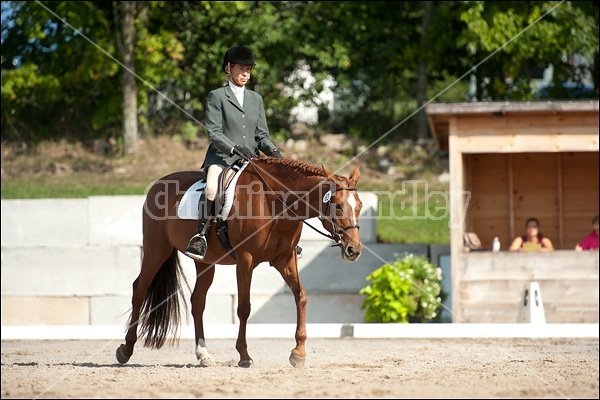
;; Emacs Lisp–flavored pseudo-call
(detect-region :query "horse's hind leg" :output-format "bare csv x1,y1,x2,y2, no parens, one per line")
116,275,144,364
192,262,216,367
274,255,307,368
116,246,171,364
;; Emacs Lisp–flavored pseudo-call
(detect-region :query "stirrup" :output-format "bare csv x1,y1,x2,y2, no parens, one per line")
185,235,207,261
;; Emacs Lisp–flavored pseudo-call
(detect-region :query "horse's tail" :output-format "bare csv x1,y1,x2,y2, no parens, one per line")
137,248,190,349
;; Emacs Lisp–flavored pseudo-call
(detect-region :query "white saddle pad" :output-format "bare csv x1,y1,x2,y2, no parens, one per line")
177,180,206,220
177,162,250,220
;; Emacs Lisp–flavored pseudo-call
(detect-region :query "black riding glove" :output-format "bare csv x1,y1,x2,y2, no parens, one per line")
231,145,255,161
271,148,283,158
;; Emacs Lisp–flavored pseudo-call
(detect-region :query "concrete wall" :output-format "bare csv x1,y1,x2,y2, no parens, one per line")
2,195,445,326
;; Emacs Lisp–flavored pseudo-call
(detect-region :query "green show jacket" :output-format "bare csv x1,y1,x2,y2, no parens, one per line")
202,84,278,169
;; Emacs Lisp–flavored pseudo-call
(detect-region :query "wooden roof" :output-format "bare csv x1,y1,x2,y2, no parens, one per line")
426,100,600,152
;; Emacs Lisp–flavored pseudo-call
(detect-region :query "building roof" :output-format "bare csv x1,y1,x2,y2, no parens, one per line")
426,100,599,152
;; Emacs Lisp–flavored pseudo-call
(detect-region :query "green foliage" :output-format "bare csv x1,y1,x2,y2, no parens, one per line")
359,254,444,323
1,1,597,145
174,121,199,141
459,1,598,100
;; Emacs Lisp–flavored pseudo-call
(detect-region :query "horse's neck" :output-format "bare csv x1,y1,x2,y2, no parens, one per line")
264,162,329,219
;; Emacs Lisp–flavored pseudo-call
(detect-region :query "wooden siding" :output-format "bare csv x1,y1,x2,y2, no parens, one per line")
427,101,599,323
466,152,598,250
466,154,511,249
451,111,598,153
561,152,600,248
458,251,599,323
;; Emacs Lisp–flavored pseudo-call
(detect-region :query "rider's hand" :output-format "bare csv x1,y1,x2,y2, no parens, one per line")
231,145,255,161
271,148,283,158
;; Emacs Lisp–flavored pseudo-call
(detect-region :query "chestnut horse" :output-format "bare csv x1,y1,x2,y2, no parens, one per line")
116,157,363,368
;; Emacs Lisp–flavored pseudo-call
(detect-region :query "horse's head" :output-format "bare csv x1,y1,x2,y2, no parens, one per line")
319,165,363,261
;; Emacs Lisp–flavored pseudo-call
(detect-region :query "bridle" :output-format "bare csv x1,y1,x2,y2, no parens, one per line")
248,160,360,246
306,186,360,247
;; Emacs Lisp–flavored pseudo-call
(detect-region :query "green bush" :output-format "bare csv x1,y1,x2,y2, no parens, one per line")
359,254,444,323
174,121,199,141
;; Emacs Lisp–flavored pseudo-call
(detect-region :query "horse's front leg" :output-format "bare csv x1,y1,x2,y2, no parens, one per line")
274,254,307,368
192,263,216,367
235,260,254,368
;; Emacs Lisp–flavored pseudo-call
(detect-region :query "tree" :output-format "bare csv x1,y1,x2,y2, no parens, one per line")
120,1,138,155
416,1,434,140
459,1,598,100
1,1,597,148
1,1,183,146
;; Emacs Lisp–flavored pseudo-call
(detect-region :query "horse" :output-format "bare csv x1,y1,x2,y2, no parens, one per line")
115,156,363,368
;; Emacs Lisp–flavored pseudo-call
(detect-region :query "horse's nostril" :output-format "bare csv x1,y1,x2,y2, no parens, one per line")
347,246,355,257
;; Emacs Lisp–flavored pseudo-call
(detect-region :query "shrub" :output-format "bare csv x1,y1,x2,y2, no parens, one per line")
359,253,444,323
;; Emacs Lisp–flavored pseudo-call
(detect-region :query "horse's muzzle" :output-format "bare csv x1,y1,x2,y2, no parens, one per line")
343,244,362,261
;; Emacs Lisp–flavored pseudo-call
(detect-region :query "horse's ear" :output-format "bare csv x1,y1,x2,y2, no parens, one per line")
349,165,361,185
321,164,335,179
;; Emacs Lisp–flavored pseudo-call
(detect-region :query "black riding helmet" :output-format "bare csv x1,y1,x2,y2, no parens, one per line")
222,44,255,72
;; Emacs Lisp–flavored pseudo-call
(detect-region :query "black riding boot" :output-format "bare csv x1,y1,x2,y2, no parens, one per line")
185,199,215,261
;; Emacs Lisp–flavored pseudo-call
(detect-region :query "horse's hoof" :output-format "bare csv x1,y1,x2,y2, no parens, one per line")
289,353,306,368
238,359,254,368
199,357,216,367
116,346,131,364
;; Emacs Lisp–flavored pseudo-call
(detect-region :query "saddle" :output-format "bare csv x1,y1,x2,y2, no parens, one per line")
177,162,248,220
177,161,250,258
212,163,243,257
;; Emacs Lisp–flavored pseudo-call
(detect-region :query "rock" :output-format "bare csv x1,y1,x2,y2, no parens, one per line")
285,138,309,153
376,146,388,157
377,157,392,173
319,133,353,153
438,171,450,183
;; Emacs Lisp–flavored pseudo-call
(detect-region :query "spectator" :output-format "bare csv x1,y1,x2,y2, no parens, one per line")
508,217,554,252
575,214,599,251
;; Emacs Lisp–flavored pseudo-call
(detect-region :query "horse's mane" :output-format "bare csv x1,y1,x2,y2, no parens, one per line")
255,157,328,178
254,157,357,187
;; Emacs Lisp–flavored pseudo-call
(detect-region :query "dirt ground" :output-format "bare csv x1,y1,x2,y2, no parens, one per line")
1,337,598,399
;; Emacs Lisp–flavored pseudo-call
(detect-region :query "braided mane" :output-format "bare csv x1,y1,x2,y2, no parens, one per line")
256,157,328,177
253,157,354,186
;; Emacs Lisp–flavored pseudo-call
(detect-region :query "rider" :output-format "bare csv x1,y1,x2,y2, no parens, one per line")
185,44,283,261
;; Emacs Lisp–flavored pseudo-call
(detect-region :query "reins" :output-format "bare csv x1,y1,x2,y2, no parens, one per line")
247,159,359,246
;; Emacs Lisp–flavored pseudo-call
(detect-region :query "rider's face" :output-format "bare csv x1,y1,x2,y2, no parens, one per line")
228,63,252,87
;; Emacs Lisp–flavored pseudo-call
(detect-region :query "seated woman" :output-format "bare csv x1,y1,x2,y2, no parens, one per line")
575,214,599,251
508,217,554,252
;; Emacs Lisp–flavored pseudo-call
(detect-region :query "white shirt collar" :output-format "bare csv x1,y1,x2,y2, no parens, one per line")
228,81,245,107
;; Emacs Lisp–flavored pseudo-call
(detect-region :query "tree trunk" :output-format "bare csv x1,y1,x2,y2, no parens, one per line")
415,1,433,139
121,1,138,156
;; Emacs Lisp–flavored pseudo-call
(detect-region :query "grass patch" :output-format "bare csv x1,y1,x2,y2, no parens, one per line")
1,176,450,244
1,136,451,244
1,177,148,199
2,176,450,244
374,180,450,244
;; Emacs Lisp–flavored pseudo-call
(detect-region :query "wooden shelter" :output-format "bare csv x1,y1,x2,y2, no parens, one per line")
426,100,599,323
